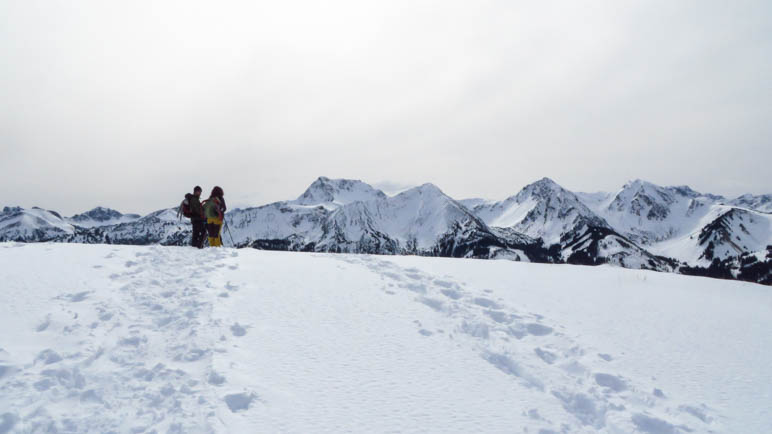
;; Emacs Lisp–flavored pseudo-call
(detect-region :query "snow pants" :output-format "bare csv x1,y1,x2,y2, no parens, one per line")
207,217,223,247
191,219,206,249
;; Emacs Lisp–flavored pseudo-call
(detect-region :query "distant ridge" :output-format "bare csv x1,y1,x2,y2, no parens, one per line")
2,178,769,285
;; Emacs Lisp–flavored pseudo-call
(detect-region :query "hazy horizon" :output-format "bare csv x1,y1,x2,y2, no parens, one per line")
2,1,770,215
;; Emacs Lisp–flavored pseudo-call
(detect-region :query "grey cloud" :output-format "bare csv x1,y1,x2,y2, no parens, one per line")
0,0,769,215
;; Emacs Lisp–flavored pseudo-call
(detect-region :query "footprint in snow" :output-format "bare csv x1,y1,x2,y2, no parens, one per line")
403,282,427,294
0,364,17,380
175,348,209,362
432,280,455,289
224,392,257,413
35,349,63,365
534,347,558,364
58,291,90,303
208,371,226,386
593,373,628,392
440,289,463,300
525,323,553,336
485,310,514,324
382,271,402,281
472,297,501,309
417,297,444,312
482,351,544,391
679,404,713,423
0,413,20,433
631,413,689,434
230,323,248,337
36,315,51,332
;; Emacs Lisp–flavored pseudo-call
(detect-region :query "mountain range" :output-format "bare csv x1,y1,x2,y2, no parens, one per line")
2,176,770,284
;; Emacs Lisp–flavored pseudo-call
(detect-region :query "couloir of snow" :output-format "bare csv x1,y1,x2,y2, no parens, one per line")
1,243,770,433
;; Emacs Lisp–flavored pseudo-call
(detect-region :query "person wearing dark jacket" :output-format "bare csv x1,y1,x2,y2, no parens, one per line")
188,186,206,248
203,186,227,247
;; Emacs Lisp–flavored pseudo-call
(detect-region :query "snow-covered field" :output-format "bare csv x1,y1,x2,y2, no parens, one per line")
1,243,770,433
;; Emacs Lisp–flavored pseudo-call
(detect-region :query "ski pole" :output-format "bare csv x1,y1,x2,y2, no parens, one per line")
224,218,235,247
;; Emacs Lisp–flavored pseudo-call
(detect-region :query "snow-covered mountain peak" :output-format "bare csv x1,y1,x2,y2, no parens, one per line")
0,206,74,241
586,180,738,246
611,180,722,210
294,177,386,207
386,183,475,223
72,207,123,221
3,176,769,284
609,180,687,218
309,181,503,255
69,206,141,228
623,178,653,189
534,176,560,187
469,178,610,245
729,194,772,213
394,183,447,199
516,177,564,199
649,206,772,266
513,178,600,215
669,185,702,199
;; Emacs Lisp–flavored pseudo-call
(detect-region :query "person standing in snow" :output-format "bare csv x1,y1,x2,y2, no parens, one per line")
188,186,206,248
203,186,227,247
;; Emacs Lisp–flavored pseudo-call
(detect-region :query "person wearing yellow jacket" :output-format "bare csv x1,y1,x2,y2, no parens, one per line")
203,186,226,247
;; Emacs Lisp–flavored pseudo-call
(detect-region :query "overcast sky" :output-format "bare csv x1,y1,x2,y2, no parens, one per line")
1,0,770,215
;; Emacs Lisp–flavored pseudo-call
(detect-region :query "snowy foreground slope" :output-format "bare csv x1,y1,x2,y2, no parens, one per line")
1,244,771,433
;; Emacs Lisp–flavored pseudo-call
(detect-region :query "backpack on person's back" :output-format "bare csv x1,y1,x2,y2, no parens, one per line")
178,194,195,219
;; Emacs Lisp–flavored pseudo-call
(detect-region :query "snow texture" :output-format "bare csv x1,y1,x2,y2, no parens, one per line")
1,243,770,432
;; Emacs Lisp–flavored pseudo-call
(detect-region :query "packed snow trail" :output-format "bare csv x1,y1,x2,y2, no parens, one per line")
1,243,771,432
1,244,237,432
